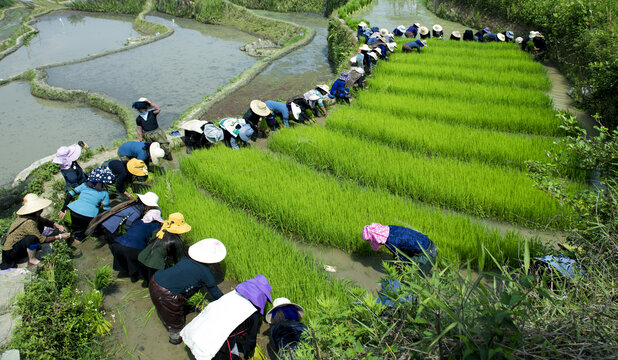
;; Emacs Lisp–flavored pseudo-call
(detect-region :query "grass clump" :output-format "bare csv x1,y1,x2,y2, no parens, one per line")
180,147,535,268
70,0,147,14
268,126,579,228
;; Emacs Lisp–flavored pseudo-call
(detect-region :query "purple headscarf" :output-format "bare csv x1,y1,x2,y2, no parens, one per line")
339,72,350,81
483,27,490,34
236,275,272,315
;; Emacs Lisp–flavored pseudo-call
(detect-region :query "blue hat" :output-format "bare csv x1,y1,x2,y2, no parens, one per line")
132,101,149,110
88,167,115,184
505,31,514,39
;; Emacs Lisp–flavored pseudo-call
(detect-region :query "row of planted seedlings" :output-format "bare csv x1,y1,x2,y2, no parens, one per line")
148,171,350,321
180,147,537,269
267,126,582,228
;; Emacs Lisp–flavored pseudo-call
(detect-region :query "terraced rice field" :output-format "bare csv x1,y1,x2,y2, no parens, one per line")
154,39,572,303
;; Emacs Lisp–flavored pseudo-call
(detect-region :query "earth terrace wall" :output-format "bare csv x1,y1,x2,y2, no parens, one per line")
426,0,618,127
151,0,316,126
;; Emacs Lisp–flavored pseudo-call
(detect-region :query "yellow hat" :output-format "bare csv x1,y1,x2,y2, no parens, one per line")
166,212,191,234
127,158,148,176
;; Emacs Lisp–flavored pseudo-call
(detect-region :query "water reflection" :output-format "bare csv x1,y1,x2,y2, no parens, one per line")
0,10,139,79
0,82,125,187
46,12,258,128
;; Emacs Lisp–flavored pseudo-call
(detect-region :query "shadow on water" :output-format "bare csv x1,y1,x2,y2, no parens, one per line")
203,11,335,120
46,12,259,129
0,10,139,79
0,82,124,187
0,7,31,42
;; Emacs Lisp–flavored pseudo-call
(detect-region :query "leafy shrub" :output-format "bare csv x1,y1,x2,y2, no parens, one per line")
9,241,111,359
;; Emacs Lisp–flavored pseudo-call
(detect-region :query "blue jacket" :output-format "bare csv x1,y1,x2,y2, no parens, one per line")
60,161,86,191
113,220,160,250
265,100,290,120
102,203,144,233
406,26,418,37
68,183,111,218
329,79,349,98
118,141,150,161
384,225,432,259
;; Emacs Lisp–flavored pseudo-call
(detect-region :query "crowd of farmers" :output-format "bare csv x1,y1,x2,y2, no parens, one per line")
1,14,563,360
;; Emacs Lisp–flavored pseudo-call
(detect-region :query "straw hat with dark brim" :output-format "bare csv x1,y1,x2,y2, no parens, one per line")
179,119,208,133
497,33,506,42
127,158,148,177
359,44,370,51
265,297,305,324
419,26,429,35
413,23,420,28
316,84,329,93
149,142,165,165
368,52,379,60
250,100,270,117
379,28,388,36
16,193,51,215
451,31,461,38
432,24,442,32
189,238,226,264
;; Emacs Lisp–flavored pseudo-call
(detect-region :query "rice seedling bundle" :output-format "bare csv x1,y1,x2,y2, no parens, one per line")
268,127,578,227
148,172,350,318
368,73,552,109
180,147,534,268
354,91,561,136
326,107,556,171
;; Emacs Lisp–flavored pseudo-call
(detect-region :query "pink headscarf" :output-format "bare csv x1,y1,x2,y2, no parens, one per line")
362,223,390,251
52,144,82,170
142,209,164,224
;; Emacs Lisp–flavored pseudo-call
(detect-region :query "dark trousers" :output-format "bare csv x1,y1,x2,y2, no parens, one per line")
70,211,93,241
109,243,148,280
149,277,186,333
1,235,40,269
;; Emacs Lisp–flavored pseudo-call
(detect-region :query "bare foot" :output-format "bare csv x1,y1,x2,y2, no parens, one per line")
28,259,42,267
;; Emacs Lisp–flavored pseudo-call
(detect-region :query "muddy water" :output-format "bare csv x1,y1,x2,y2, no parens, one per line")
356,0,465,37
543,64,597,135
0,7,31,41
0,82,124,187
0,10,139,79
204,11,334,120
46,12,258,129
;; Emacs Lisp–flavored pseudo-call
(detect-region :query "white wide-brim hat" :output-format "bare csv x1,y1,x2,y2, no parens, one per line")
497,33,506,42
368,52,378,60
350,56,357,65
250,100,270,117
265,297,305,324
419,26,429,35
379,28,388,36
452,31,461,38
353,67,365,75
316,84,329,93
16,193,52,215
515,37,524,44
386,42,396,51
413,23,420,28
138,97,148,102
433,24,442,32
396,25,406,33
359,44,370,51
179,119,208,133
358,21,367,27
188,238,227,264
137,192,159,207
290,103,301,120
149,142,165,165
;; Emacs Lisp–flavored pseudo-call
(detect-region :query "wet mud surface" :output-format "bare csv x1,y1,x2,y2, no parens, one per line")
0,7,31,42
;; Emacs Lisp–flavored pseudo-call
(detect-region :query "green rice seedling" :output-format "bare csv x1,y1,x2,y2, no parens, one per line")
368,73,553,109
326,107,557,171
180,147,537,268
268,127,579,228
355,91,561,136
148,173,350,320
388,51,547,75
91,265,114,291
374,61,551,91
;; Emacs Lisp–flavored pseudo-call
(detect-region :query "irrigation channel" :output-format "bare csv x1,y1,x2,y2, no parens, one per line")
1,0,593,358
